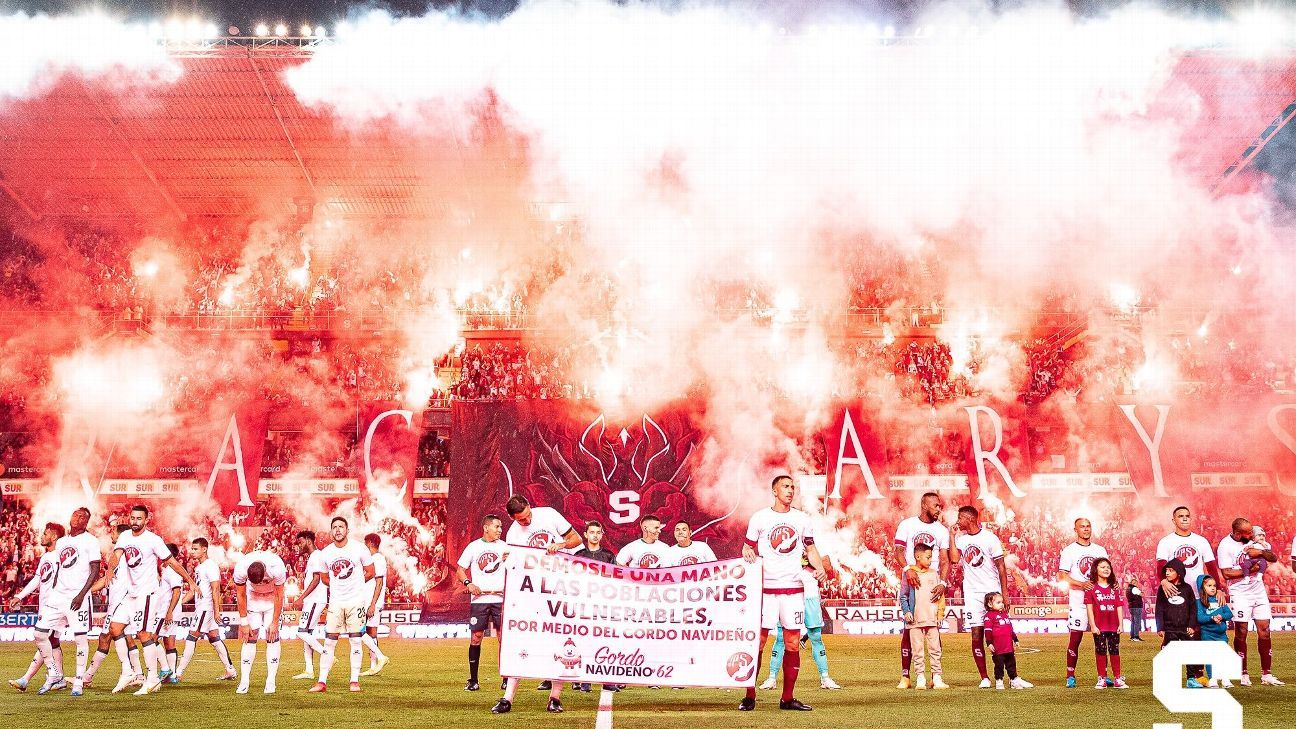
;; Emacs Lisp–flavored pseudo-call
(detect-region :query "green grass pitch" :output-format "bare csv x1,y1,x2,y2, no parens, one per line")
0,634,1292,728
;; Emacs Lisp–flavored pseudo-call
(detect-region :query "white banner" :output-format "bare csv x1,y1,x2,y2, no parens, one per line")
98,479,199,498
1030,472,1136,492
0,479,41,497
886,474,969,492
499,550,762,688
258,478,360,496
413,477,449,496
1190,472,1272,490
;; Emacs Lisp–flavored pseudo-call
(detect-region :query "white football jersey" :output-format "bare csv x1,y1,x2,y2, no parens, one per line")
115,529,170,598
158,565,184,620
505,507,575,550
1058,541,1109,595
457,538,507,604
668,541,718,567
50,531,100,605
616,539,673,569
1216,535,1265,600
895,516,950,571
318,541,374,606
366,552,388,607
302,549,328,605
108,555,130,607
745,506,814,590
17,553,59,607
193,558,221,609
1156,532,1215,587
232,551,288,605
956,528,1005,595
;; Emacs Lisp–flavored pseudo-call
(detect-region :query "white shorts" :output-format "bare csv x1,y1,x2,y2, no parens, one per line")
1067,592,1089,632
1231,593,1272,623
326,602,368,635
761,592,805,632
964,591,989,629
36,600,92,635
189,605,220,635
111,594,163,636
299,602,325,634
245,603,276,639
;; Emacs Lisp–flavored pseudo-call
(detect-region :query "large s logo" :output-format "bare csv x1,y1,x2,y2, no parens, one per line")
1153,641,1241,729
609,490,641,525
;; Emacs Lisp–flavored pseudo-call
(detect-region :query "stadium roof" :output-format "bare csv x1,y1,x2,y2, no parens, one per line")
0,42,1294,221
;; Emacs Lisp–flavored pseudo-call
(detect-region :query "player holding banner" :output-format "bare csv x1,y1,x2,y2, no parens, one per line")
740,475,825,713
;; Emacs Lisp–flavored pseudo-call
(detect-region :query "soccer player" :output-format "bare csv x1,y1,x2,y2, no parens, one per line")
309,516,379,694
758,556,842,690
1156,506,1224,600
492,494,582,714
739,474,825,712
457,514,507,692
175,537,236,682
667,520,717,566
616,514,672,568
359,533,391,676
292,530,329,680
893,492,950,690
232,548,288,694
6,522,65,694
1058,517,1108,688
105,504,198,695
950,505,1011,689
84,524,143,691
155,544,187,684
1217,517,1283,686
44,507,99,696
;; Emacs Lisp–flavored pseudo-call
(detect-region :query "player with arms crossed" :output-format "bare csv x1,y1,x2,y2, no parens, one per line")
458,514,507,692
309,517,378,694
1217,517,1283,686
492,494,583,715
7,522,66,694
894,492,950,690
1058,517,1108,688
232,548,287,694
104,504,198,696
292,530,329,680
740,475,825,712
950,505,1017,689
175,537,235,682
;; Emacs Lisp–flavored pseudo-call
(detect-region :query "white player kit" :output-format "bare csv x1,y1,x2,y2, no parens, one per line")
458,538,507,632
20,553,60,630
365,552,388,629
191,558,222,634
111,529,172,635
40,531,100,635
745,506,815,631
1156,532,1215,588
956,529,1005,629
1217,536,1271,623
504,507,574,551
157,566,185,638
668,540,718,567
232,551,288,636
299,549,329,636
895,517,951,570
616,539,673,569
1058,541,1109,632
318,541,374,635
